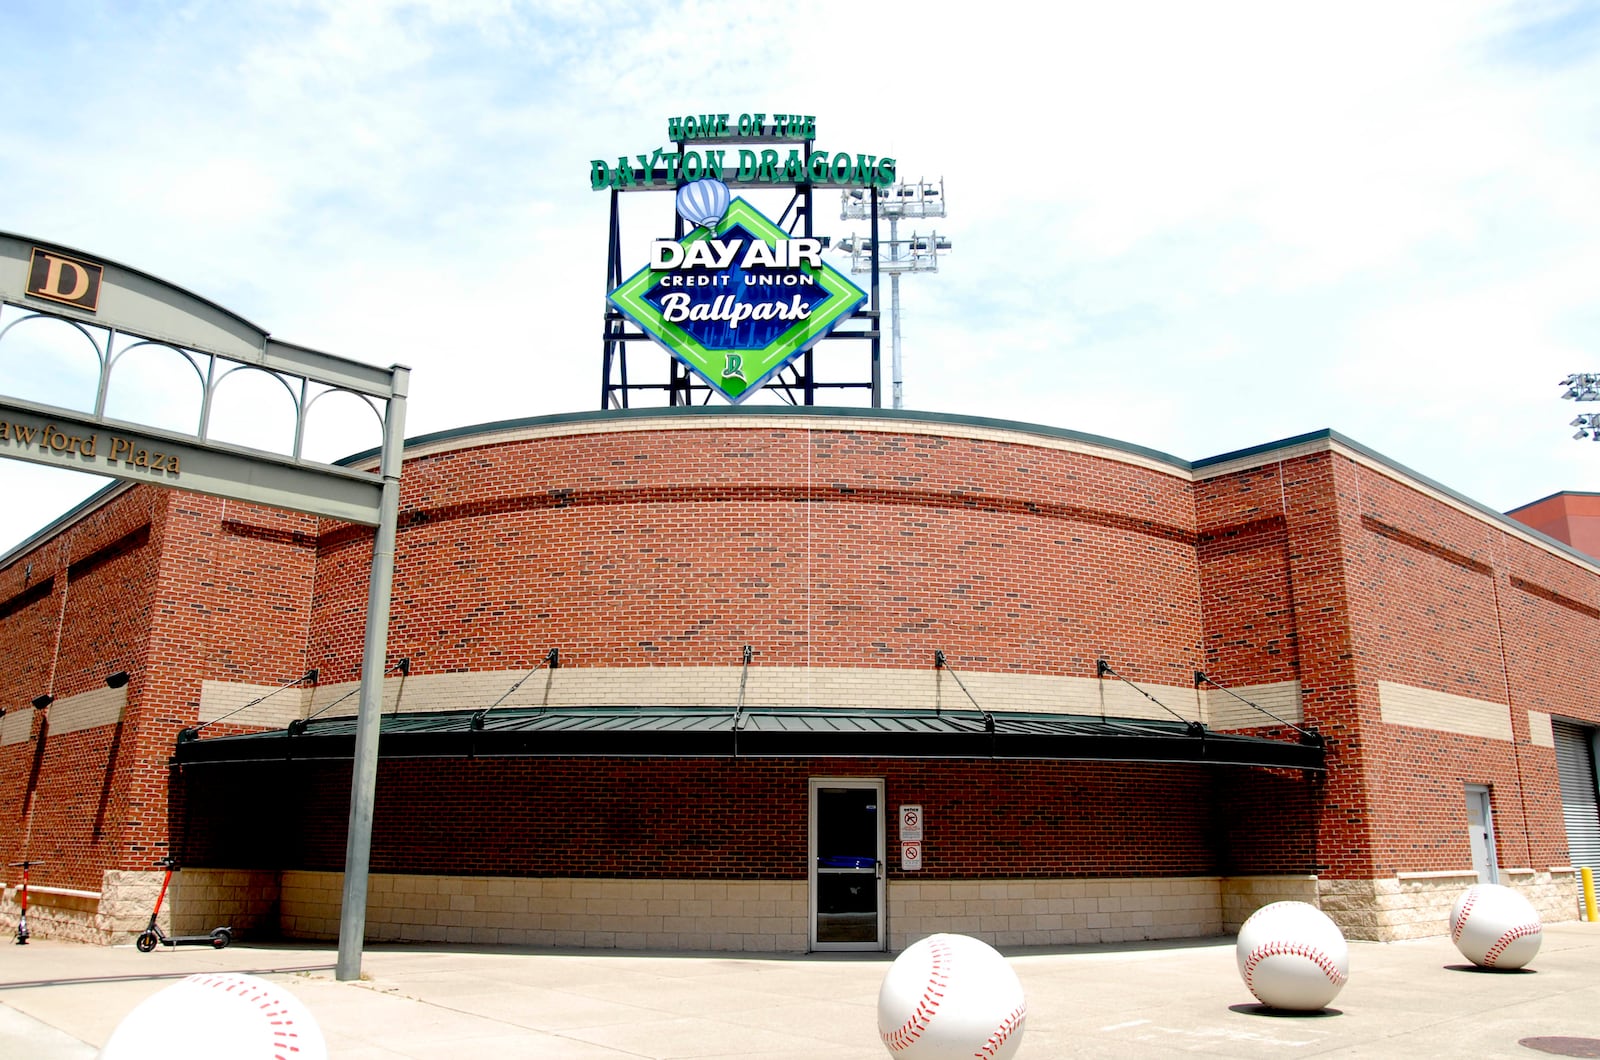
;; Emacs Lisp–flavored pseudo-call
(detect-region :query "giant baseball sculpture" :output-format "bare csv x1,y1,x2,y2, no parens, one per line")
878,933,1027,1059
1449,883,1542,969
1235,901,1350,1011
98,972,327,1060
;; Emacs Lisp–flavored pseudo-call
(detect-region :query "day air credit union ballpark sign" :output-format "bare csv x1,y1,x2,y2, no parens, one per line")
596,112,874,404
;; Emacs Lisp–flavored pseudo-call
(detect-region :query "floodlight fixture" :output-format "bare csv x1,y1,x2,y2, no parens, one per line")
835,178,953,409
105,670,131,689
31,694,53,710
840,178,946,222
1572,411,1600,441
1560,373,1600,402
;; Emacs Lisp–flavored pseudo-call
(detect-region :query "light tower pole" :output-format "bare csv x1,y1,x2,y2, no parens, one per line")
837,179,951,409
1561,373,1600,439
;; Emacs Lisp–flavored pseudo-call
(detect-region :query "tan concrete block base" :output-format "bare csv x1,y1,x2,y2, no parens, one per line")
1220,875,1319,932
282,872,811,952
887,876,1229,951
170,868,280,939
60,867,1589,951
95,868,281,946
1317,871,1579,941
97,870,165,943
280,872,1326,953
2,885,104,945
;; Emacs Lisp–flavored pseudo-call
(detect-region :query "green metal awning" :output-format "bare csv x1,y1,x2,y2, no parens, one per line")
172,705,1324,771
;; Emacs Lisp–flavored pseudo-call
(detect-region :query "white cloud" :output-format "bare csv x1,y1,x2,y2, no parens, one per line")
3,0,1600,557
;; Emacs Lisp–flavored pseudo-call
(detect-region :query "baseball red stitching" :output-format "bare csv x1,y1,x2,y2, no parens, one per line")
1243,941,1347,991
1482,922,1540,966
974,1001,1026,1059
191,974,306,1060
1452,892,1477,943
883,938,952,1053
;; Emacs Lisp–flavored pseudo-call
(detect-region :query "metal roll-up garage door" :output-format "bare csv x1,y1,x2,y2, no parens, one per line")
1554,720,1600,871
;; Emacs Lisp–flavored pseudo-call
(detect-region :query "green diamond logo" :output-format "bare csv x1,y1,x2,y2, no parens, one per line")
608,198,866,403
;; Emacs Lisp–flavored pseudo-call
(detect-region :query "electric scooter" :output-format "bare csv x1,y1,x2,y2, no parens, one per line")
10,860,41,944
135,857,231,952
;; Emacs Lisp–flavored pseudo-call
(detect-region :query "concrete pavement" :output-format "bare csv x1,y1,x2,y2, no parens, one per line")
1,923,1597,1058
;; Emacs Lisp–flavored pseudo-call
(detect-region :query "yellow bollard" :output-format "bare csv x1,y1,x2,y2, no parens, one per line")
1584,867,1598,923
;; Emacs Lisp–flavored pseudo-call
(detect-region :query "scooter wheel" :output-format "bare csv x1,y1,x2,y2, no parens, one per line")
210,928,231,949
135,931,158,953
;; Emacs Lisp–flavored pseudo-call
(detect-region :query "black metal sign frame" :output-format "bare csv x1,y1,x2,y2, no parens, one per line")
600,132,883,410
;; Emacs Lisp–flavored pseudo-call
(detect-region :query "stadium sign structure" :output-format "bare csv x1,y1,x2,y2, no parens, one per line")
597,112,890,409
608,195,866,404
589,111,897,190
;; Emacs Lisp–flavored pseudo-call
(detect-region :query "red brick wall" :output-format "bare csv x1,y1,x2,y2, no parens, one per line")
1195,460,1299,685
1191,447,1594,881
1212,766,1322,875
0,574,60,711
1341,462,1595,874
0,489,164,889
8,418,1600,902
1507,492,1600,560
1340,466,1512,875
1475,515,1600,871
131,496,319,867
312,427,1203,688
178,756,1313,879
0,487,319,888
1197,453,1376,878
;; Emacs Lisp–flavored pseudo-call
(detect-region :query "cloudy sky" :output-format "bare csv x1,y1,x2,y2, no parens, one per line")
2,0,1599,556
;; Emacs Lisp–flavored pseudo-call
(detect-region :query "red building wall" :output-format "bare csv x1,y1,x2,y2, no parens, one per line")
1507,492,1600,560
1195,452,1375,879
0,489,164,890
177,756,1319,882
7,415,1600,915
0,488,319,889
311,426,1203,689
1193,445,1600,882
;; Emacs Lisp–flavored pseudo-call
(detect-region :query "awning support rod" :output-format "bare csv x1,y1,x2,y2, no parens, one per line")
1194,670,1322,745
176,669,318,746
471,649,559,730
934,651,995,735
734,645,754,727
1097,659,1204,738
731,645,756,757
288,658,408,736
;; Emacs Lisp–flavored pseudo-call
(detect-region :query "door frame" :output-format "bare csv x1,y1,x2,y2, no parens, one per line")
808,777,886,952
1465,783,1499,884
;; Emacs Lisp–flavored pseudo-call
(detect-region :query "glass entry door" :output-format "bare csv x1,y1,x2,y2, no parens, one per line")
809,778,885,951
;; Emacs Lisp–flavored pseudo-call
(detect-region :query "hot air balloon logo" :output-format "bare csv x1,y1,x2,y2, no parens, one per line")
675,178,731,230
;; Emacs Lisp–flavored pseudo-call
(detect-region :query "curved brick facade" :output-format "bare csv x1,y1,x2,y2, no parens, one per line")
309,418,1202,682
3,409,1598,950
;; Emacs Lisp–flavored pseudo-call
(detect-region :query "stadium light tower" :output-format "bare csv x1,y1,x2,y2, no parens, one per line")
1561,373,1600,440
837,179,952,409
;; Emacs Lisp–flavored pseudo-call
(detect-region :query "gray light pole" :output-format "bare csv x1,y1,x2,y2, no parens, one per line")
838,180,951,410
336,366,409,982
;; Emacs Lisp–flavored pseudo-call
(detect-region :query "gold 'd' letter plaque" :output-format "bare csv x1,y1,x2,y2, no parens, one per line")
27,247,103,311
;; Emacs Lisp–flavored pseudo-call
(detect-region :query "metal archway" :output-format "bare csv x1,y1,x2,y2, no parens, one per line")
0,232,405,981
